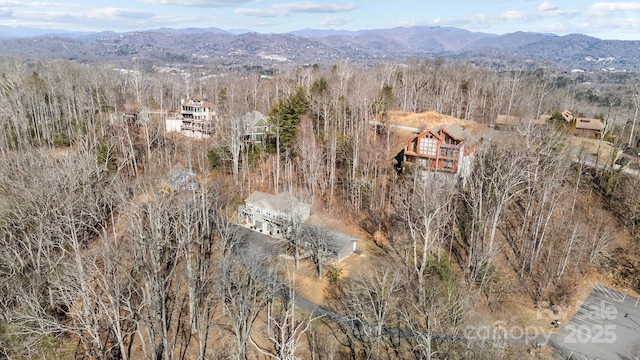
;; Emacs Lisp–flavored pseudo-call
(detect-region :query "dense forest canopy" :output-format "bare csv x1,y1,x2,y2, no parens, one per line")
0,56,639,359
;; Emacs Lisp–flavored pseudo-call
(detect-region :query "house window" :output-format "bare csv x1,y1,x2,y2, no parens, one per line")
444,160,454,169
441,148,459,159
419,137,437,156
265,210,272,217
255,208,261,214
416,158,429,167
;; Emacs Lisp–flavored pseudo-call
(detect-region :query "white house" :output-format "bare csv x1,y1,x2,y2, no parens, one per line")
165,118,182,133
180,97,219,139
238,191,310,235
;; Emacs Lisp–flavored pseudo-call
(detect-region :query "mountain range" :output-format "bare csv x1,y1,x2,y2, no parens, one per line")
1,25,639,72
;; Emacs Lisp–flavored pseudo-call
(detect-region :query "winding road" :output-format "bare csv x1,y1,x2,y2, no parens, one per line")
235,225,554,351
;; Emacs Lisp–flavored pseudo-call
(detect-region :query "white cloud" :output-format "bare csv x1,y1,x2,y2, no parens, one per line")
589,2,640,17
501,10,539,21
237,1,356,18
3,6,157,30
87,7,155,19
434,13,492,29
136,0,254,7
320,15,351,26
0,1,79,8
538,1,557,12
433,2,577,31
579,14,640,39
272,2,356,13
235,7,280,17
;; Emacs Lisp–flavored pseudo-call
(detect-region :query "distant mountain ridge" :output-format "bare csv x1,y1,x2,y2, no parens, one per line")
462,31,556,51
0,25,639,71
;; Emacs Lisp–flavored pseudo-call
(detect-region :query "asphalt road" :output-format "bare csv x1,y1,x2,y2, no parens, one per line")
550,283,640,360
236,224,559,349
238,224,640,358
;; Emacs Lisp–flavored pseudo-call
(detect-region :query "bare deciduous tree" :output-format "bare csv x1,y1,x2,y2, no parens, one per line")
250,271,319,360
326,264,404,359
299,225,333,279
222,247,282,360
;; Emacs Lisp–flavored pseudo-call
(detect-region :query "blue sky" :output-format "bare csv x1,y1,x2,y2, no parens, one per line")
1,0,640,39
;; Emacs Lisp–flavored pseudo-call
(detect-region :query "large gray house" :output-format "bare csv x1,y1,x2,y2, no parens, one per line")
238,191,311,235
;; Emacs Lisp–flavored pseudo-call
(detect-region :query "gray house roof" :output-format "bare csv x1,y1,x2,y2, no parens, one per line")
168,170,199,191
429,123,467,141
246,191,303,212
441,123,466,140
324,228,358,257
300,224,359,262
242,110,267,127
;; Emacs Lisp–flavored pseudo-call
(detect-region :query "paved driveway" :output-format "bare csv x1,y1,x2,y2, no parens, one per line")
551,284,640,359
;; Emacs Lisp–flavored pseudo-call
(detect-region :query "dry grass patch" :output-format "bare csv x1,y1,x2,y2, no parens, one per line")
388,110,487,135
566,136,620,163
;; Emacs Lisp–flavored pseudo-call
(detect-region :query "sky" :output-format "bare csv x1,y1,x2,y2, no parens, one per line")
2,0,640,40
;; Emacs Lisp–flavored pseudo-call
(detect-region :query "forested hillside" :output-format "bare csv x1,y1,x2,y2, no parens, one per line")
0,57,638,359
